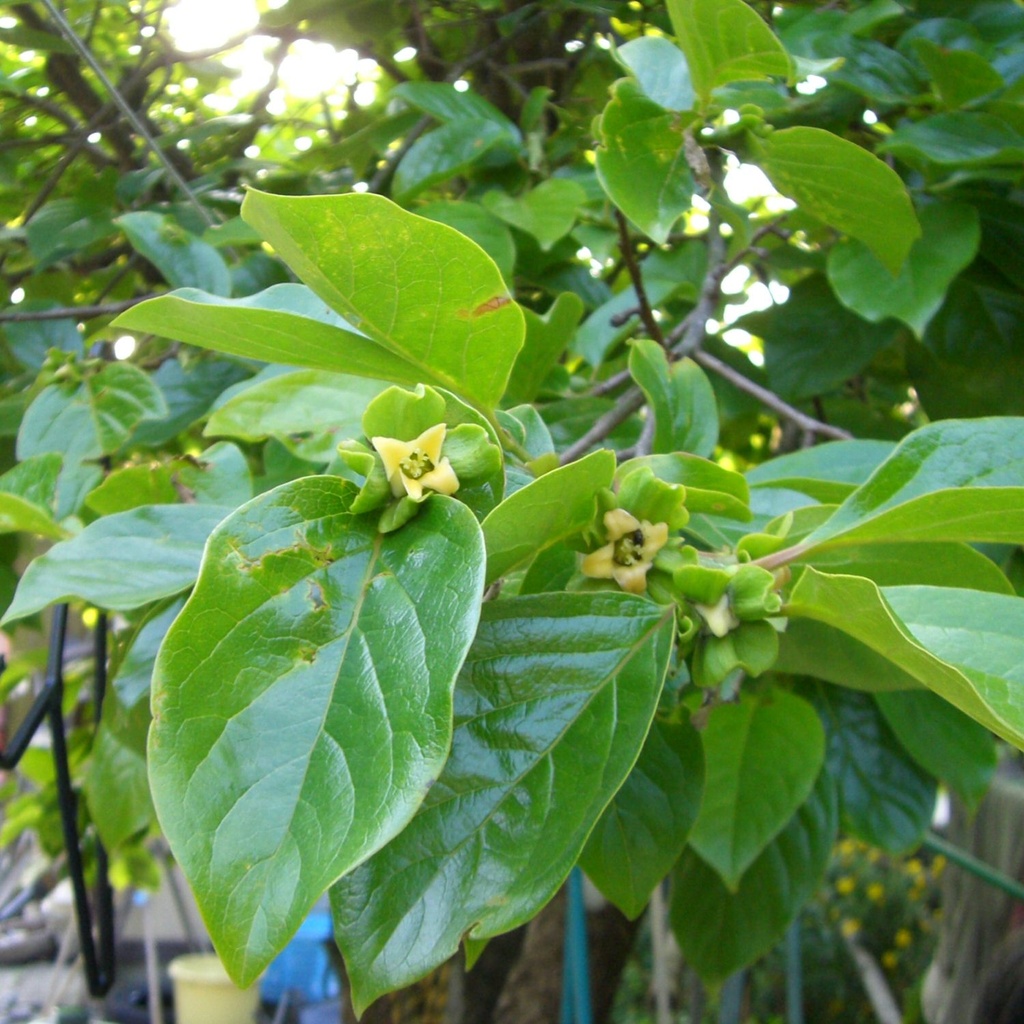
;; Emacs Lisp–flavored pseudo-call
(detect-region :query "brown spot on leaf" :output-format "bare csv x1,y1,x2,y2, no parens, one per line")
457,295,511,319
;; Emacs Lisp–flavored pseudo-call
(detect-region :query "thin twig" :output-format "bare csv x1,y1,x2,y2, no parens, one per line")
559,388,646,465
0,297,150,323
615,209,666,347
591,367,632,397
39,0,214,225
692,350,852,440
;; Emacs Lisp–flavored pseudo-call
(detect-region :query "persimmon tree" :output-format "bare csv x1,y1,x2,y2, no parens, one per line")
2,0,1024,1018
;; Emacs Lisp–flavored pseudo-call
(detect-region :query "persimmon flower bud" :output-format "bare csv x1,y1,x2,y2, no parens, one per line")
582,509,669,595
371,423,460,501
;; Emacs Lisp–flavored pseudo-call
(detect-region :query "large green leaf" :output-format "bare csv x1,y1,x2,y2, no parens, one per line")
149,480,484,986
670,769,837,984
628,341,718,457
240,190,525,410
827,203,980,337
595,79,696,244
803,541,1014,594
802,418,1024,549
331,592,675,1012
206,371,384,461
687,690,824,889
419,201,516,285
114,285,425,388
811,684,936,852
758,127,920,275
785,569,1024,749
580,717,704,919
1,504,229,623
666,0,792,107
874,689,996,811
481,450,615,583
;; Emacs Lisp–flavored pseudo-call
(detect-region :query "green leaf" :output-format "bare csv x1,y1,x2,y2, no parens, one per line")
811,684,936,852
740,275,898,401
206,371,384,461
0,453,67,538
879,112,1024,169
785,569,1024,749
418,201,516,284
85,465,178,515
331,592,675,1012
883,585,1024,754
803,541,1014,594
483,180,587,251
503,293,584,406
240,191,525,410
670,768,837,984
596,79,696,244
666,0,792,107
174,442,253,508
628,341,718,457
392,120,512,203
85,685,155,850
746,439,894,504
758,127,920,275
913,37,1005,109
616,35,696,111
114,285,428,390
775,617,923,693
4,304,81,369
393,82,520,138
481,450,616,583
687,690,824,889
19,362,167,467
618,453,751,521
117,212,232,296
874,689,996,811
149,480,485,986
131,358,250,449
1,504,229,623
803,418,1024,549
580,717,704,919
827,203,980,337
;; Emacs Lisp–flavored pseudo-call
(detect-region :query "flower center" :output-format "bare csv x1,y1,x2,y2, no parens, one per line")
400,448,435,480
613,529,646,566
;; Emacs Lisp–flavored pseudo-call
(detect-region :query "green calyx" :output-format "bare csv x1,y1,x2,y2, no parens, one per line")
336,440,393,514
617,465,689,530
691,620,780,689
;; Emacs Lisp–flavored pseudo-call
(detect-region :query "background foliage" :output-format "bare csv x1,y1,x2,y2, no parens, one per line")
2,0,1024,1019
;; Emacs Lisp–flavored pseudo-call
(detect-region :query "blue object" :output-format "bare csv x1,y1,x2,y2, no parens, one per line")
260,907,340,1004
561,868,593,1024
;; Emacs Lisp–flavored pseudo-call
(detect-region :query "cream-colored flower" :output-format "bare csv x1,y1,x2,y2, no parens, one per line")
371,423,460,500
581,509,669,595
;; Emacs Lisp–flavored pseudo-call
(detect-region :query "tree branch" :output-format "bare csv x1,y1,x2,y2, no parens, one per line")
615,209,666,347
0,297,150,323
559,388,646,465
691,349,852,440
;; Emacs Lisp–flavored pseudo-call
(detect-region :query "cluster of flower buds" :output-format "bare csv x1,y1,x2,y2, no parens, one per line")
576,461,786,691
